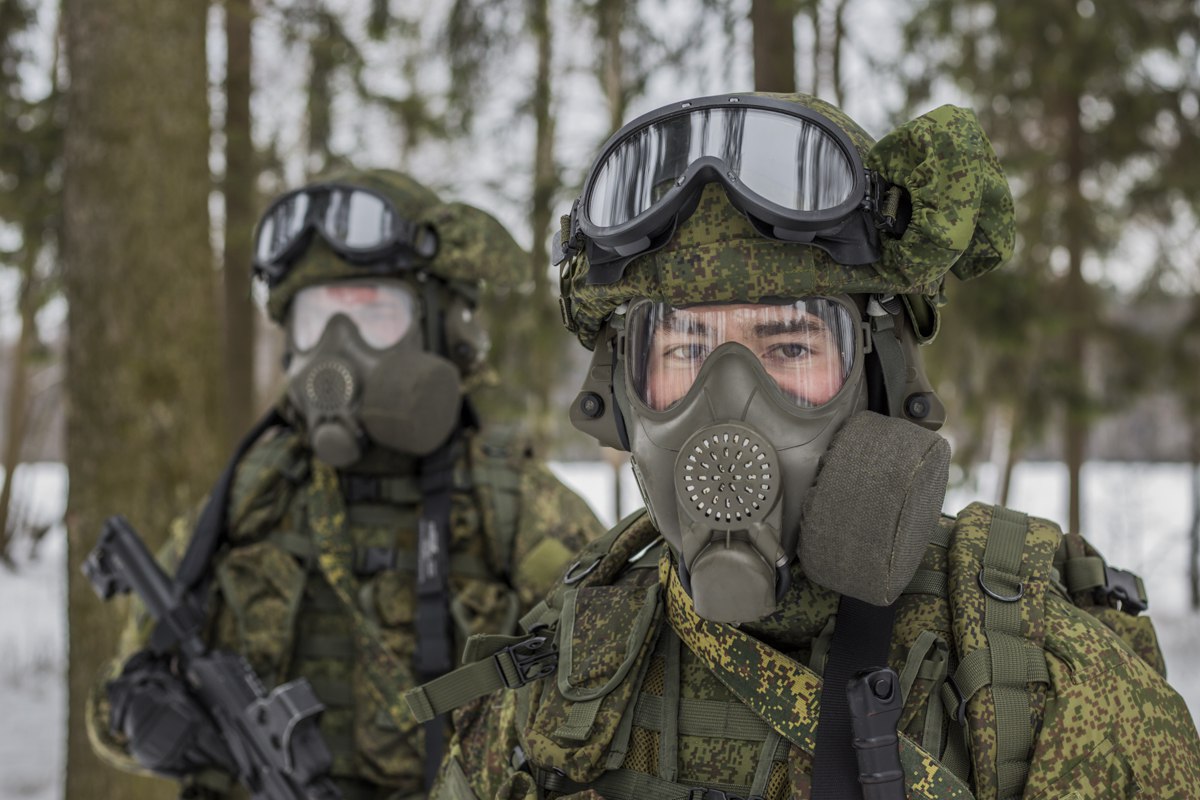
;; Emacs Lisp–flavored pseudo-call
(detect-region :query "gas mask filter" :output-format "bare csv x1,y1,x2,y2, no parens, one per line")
285,281,463,467
799,410,950,606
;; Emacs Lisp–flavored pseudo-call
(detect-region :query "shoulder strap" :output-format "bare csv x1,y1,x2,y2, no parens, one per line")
944,503,1059,800
403,511,657,723
172,407,287,593
414,436,460,790
470,427,530,578
811,596,900,800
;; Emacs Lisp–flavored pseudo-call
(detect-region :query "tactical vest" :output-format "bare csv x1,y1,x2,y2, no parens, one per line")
412,502,1164,800
209,426,531,800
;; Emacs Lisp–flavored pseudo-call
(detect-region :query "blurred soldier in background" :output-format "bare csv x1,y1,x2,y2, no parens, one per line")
86,169,604,799
410,95,1200,799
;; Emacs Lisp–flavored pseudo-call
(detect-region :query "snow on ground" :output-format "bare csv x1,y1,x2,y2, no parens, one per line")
0,464,66,800
0,460,1198,799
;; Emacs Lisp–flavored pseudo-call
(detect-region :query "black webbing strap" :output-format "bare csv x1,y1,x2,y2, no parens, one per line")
172,408,287,594
414,437,458,791
810,595,901,800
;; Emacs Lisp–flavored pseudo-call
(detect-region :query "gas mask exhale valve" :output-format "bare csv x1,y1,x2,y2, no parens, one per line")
674,423,791,623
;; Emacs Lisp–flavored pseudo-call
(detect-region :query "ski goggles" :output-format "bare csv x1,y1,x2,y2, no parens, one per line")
253,183,439,285
625,297,860,412
289,281,418,351
559,95,908,282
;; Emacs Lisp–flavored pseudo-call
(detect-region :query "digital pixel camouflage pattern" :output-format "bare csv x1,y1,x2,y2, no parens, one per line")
558,94,1014,348
434,505,1200,800
265,169,528,323
87,423,604,799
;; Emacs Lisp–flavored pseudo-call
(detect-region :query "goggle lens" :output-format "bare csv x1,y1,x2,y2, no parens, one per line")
626,298,857,412
290,282,417,351
586,107,857,230
254,186,418,274
322,189,397,250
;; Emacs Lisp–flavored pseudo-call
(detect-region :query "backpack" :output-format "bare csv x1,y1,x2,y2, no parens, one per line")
408,501,1162,800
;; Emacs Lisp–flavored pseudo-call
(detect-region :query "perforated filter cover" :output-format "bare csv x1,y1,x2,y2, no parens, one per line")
674,423,781,530
305,360,356,413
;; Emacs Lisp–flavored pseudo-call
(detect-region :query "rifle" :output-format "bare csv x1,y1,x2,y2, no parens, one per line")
84,515,343,800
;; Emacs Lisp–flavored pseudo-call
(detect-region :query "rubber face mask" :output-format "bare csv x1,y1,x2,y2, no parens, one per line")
285,281,463,467
618,296,866,622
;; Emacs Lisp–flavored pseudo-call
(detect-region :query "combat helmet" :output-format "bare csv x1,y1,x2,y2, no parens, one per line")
559,92,1015,448
255,168,527,376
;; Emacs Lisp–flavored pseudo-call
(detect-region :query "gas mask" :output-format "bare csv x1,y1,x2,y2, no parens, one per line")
284,280,463,468
614,296,868,623
603,295,950,623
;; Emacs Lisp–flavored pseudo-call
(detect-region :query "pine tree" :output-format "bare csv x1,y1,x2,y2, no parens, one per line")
903,0,1200,532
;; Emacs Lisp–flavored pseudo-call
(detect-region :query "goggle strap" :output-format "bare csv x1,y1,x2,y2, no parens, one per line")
876,185,911,237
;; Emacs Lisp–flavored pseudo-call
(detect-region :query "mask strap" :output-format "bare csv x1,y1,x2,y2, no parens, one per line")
419,275,447,357
414,434,459,790
867,295,908,417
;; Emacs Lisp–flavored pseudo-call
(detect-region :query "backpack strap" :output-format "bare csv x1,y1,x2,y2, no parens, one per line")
945,503,1060,800
402,511,655,723
172,408,287,592
1055,531,1149,615
469,427,529,579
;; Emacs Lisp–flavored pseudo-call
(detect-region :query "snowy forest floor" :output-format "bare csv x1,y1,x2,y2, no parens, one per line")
2,461,1198,800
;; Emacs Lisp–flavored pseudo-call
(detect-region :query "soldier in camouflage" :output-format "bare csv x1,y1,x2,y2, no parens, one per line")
409,95,1200,799
86,169,605,800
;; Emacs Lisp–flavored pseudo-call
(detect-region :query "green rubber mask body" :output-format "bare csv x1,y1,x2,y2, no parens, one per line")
285,314,462,466
617,324,866,623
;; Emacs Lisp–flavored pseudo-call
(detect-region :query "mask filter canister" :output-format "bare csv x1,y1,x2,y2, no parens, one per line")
799,411,951,606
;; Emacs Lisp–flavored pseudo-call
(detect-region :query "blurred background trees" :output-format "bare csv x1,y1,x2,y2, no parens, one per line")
0,0,1197,794
62,0,222,796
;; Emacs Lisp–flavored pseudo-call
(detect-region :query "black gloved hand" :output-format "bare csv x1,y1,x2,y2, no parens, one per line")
107,649,235,778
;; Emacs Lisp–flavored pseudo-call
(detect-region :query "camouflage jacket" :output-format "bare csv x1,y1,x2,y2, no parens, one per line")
432,503,1200,800
87,423,604,800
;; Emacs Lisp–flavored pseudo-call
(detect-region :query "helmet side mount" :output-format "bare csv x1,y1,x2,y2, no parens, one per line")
569,323,629,450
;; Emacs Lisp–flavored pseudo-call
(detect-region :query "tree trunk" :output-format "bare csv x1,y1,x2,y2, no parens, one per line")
998,422,1023,510
1190,420,1200,611
526,0,560,450
751,0,796,93
597,0,627,135
0,268,36,566
830,0,848,106
1064,94,1087,536
223,0,257,439
63,0,223,796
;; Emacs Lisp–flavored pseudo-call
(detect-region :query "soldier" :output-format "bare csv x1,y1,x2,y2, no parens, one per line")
410,95,1200,799
87,169,605,799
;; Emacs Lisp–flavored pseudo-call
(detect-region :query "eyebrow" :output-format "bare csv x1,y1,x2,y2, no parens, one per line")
654,310,827,338
656,311,708,336
752,317,826,337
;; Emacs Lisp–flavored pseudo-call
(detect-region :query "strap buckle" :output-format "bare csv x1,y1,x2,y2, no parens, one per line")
340,474,382,503
945,674,968,725
1099,565,1148,615
496,635,558,689
354,546,398,577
